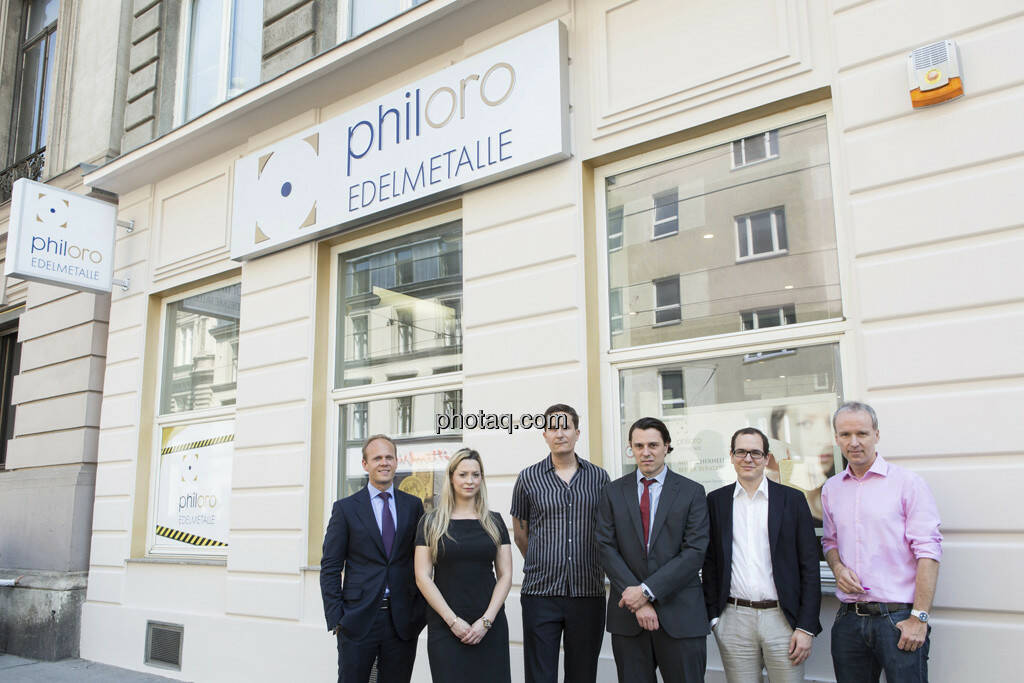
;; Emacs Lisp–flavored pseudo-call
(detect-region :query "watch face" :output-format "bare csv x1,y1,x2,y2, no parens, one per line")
914,610,929,622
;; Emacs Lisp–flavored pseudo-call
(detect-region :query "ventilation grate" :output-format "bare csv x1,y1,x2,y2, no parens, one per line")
145,621,183,670
913,41,948,69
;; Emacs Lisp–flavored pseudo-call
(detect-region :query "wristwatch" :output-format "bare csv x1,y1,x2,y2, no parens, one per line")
910,609,929,623
641,586,655,603
482,617,493,630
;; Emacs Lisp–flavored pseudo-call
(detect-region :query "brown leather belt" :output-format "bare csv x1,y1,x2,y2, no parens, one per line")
728,597,778,609
843,602,912,617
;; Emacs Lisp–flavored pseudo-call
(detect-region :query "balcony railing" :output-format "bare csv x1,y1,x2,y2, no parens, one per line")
0,149,46,204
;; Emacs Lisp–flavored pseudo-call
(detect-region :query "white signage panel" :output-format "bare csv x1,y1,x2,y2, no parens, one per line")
153,420,234,552
4,178,117,293
231,20,569,260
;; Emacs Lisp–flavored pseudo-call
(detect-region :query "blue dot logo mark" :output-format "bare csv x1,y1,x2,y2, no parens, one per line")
50,208,56,213
281,182,292,197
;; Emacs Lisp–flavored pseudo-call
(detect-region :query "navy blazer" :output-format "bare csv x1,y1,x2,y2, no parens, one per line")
319,486,426,641
596,468,710,639
702,478,822,635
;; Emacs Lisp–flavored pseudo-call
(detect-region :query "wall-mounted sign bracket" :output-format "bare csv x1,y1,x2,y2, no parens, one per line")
111,275,130,292
117,219,134,232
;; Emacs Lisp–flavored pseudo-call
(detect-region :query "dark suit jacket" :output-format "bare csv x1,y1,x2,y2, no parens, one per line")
596,468,710,639
702,478,822,635
319,486,426,641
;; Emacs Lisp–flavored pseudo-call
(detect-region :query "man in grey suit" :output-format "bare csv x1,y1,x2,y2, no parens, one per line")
596,416,710,683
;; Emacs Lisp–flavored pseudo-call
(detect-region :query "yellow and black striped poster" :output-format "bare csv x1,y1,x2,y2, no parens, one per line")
154,419,234,551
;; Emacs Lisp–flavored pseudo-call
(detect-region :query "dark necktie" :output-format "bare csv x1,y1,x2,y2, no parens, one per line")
640,478,656,548
380,491,395,558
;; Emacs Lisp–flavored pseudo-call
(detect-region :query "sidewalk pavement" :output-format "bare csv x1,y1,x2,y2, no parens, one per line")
0,654,187,681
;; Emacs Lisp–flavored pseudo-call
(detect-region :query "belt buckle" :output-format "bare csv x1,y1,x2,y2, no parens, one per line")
854,602,870,617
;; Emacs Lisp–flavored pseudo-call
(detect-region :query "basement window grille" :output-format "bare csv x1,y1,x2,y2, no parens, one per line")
145,621,183,670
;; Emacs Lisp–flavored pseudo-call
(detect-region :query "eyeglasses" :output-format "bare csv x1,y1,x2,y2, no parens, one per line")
731,449,766,462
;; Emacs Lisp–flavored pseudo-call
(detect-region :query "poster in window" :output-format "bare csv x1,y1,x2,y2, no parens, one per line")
154,419,234,551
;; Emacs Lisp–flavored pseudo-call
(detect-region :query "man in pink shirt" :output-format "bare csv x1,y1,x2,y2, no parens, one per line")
822,401,941,683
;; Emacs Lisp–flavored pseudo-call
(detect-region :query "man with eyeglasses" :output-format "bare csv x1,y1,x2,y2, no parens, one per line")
823,402,941,683
703,427,821,682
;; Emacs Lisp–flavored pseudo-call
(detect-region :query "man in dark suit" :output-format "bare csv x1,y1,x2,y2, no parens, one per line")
596,417,710,683
320,434,425,683
703,427,821,682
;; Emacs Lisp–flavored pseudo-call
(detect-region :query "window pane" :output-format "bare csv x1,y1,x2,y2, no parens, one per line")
25,0,59,40
338,391,463,504
228,0,262,98
13,41,45,160
336,222,462,388
619,343,842,527
349,0,402,37
606,117,841,348
160,284,240,414
749,211,774,254
185,0,225,120
38,34,55,152
660,371,684,413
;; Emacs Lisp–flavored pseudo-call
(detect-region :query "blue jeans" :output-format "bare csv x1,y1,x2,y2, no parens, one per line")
831,604,930,683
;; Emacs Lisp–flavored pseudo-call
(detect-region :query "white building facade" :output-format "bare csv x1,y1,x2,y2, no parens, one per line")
65,0,1024,680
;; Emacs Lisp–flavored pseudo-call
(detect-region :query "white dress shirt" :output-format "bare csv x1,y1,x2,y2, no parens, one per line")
729,476,778,601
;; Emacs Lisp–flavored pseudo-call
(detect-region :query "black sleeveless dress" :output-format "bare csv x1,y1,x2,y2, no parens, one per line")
415,511,512,683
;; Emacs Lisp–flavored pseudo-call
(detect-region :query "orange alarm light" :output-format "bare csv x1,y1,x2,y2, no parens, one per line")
907,40,964,109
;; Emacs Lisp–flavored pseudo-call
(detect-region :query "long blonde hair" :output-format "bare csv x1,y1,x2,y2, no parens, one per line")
422,448,501,562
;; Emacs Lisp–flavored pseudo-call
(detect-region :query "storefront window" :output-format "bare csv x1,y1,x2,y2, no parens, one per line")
159,283,239,413
618,343,842,532
606,116,841,348
335,221,462,388
333,218,463,506
338,390,462,505
152,281,240,555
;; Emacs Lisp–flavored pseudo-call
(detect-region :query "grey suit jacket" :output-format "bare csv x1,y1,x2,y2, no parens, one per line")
596,467,710,639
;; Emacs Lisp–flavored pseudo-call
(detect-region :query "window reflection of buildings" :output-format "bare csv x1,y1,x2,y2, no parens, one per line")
607,118,841,348
166,311,238,413
340,230,462,388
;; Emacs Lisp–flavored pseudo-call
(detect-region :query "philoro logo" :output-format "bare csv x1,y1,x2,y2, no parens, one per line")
30,235,104,263
346,61,517,176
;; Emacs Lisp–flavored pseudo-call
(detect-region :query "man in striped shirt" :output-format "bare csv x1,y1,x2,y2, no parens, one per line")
511,403,611,683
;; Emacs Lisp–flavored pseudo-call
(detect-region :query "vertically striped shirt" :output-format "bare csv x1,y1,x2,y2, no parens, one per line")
510,454,610,597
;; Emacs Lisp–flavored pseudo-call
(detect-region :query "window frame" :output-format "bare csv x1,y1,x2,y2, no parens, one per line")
147,277,241,558
174,0,262,126
594,103,855,585
731,129,780,169
651,189,679,240
742,305,797,331
325,207,464,515
607,205,624,252
338,0,424,42
8,0,58,165
653,277,681,326
735,206,788,262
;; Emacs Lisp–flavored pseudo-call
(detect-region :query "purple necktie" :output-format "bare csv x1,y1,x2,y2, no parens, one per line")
380,491,395,558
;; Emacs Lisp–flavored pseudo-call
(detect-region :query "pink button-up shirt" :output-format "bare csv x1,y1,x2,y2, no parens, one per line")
822,454,942,603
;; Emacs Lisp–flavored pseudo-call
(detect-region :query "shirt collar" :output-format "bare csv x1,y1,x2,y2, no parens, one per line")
841,453,889,480
367,482,395,499
733,475,769,500
545,453,581,471
636,465,668,486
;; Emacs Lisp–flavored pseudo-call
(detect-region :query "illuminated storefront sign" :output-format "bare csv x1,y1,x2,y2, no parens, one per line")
231,20,569,260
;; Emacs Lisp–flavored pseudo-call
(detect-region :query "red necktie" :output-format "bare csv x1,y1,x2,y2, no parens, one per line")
640,478,656,548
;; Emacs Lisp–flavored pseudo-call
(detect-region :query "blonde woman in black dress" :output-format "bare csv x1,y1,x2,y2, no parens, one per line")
415,448,512,682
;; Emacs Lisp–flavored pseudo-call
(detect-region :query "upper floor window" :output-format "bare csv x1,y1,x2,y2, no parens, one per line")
607,206,624,251
652,190,679,239
732,130,779,168
181,0,262,122
345,0,426,39
736,207,787,260
9,0,58,163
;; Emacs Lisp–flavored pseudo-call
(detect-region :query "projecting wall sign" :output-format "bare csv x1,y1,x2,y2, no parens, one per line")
230,20,570,260
4,178,117,294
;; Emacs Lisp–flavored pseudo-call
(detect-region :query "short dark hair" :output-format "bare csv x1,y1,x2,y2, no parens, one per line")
544,403,579,429
730,427,769,455
361,434,397,462
627,417,674,453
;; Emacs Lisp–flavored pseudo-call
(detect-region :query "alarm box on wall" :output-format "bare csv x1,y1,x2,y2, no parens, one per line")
907,40,964,108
